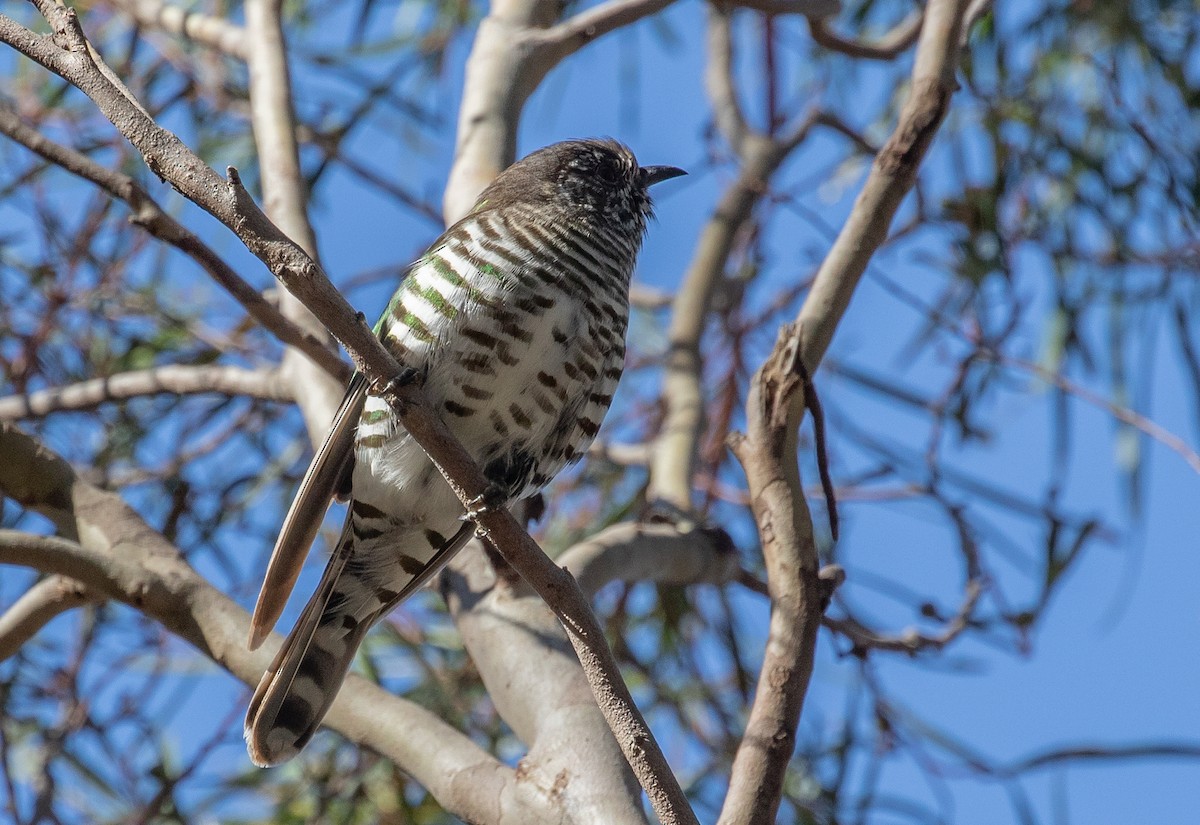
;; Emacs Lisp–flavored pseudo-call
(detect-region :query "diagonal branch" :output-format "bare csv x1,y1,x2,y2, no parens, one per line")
0,365,291,419
0,102,349,381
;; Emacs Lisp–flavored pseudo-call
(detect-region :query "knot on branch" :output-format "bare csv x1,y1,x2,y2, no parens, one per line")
760,323,808,434
875,77,954,178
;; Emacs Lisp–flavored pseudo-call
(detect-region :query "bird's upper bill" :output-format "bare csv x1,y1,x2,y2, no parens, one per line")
640,165,687,187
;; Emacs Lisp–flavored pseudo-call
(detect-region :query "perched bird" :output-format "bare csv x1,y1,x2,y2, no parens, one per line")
244,139,684,766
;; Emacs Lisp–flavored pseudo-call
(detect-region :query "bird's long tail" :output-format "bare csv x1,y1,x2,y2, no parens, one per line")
244,511,473,766
244,529,373,767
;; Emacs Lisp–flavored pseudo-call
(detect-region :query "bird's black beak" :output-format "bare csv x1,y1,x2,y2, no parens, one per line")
641,165,687,187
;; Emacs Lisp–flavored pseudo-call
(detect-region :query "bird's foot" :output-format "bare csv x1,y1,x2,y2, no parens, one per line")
375,366,424,403
387,365,424,391
463,483,508,522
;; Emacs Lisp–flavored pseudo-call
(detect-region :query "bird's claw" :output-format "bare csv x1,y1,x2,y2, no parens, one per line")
381,366,423,395
463,483,508,522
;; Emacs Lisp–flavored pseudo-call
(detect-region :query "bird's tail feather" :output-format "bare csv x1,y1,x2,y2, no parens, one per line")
244,535,375,767
245,510,475,767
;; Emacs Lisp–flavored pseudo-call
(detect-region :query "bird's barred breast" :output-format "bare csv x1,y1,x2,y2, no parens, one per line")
355,209,631,512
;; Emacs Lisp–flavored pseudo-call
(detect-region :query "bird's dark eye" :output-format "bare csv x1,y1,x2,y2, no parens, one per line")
596,159,620,184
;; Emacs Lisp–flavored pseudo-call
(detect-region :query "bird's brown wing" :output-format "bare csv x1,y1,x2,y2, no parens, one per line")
248,372,368,650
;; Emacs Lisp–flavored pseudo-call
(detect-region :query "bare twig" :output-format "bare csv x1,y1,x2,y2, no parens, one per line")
825,579,983,655
826,502,982,654
808,9,924,60
0,102,348,380
0,366,292,419
995,352,1200,476
0,574,97,661
998,742,1200,778
794,358,838,540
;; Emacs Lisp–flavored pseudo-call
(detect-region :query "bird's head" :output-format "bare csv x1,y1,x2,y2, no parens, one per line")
477,139,685,228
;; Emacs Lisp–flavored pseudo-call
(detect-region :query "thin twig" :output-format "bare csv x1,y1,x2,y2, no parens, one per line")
0,102,348,380
808,8,924,60
795,358,838,541
995,352,1200,476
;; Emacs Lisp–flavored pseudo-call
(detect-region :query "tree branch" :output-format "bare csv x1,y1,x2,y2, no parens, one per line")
244,0,344,443
706,4,750,155
808,8,923,60
558,521,737,597
0,426,560,825
720,325,824,825
718,2,970,821
728,0,839,16
0,574,97,662
106,0,249,59
530,0,676,62
445,525,734,823
446,543,650,825
0,366,292,419
1,7,696,822
0,101,349,381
